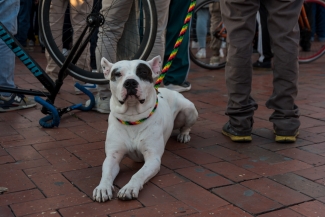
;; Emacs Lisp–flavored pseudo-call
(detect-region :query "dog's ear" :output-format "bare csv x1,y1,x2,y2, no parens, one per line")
101,57,113,79
147,55,161,78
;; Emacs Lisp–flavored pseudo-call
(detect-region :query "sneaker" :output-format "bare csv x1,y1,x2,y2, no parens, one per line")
191,41,199,49
274,130,299,143
253,60,272,70
195,48,206,59
210,56,220,65
222,122,252,142
75,83,98,95
28,40,35,47
85,94,110,113
0,94,37,112
62,48,70,57
165,81,191,93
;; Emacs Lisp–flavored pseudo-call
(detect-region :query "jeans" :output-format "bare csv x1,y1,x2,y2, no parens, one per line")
14,0,32,47
0,0,20,96
196,8,209,49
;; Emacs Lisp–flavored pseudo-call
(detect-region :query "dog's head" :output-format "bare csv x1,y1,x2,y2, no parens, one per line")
101,56,161,106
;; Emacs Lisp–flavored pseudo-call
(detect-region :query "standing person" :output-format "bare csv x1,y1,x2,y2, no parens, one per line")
220,0,302,143
0,0,37,112
161,0,192,93
254,2,273,70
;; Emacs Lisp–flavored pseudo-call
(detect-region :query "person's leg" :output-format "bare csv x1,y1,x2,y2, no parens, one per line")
254,1,273,70
195,8,209,59
14,0,32,47
89,0,132,113
147,0,171,63
209,2,222,64
0,0,20,95
163,0,192,89
45,0,68,80
62,5,73,55
196,8,209,48
0,0,36,111
263,0,302,140
220,0,259,137
69,0,93,73
315,4,325,41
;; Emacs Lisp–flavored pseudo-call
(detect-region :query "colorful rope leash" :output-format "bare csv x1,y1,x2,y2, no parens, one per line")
118,0,196,125
155,0,196,89
116,97,158,125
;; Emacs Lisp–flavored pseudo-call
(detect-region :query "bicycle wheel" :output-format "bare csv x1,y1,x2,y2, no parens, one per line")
189,0,227,70
299,0,325,63
39,0,157,84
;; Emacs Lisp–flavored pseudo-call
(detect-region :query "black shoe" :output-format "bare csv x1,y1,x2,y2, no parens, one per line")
253,60,272,70
222,122,252,142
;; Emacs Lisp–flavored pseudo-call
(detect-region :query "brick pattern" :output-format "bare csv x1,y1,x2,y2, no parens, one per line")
0,45,325,216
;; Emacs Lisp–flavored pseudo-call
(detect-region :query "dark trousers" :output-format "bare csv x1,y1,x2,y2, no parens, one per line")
15,0,33,47
220,0,302,135
163,0,191,86
257,2,273,63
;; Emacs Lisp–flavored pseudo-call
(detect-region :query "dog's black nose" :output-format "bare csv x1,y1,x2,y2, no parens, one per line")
124,79,138,89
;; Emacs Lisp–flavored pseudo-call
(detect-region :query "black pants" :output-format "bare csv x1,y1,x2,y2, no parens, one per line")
257,2,273,62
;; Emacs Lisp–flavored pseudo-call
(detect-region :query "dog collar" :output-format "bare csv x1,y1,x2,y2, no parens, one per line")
116,97,158,125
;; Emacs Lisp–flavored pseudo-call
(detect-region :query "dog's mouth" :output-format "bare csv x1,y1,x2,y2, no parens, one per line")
119,93,145,105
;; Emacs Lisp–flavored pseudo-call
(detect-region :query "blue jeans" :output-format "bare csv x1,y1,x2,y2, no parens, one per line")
14,0,32,47
196,8,209,48
0,0,20,96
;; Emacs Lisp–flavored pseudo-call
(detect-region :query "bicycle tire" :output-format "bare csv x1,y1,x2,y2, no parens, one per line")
189,0,227,70
299,0,325,63
39,0,157,84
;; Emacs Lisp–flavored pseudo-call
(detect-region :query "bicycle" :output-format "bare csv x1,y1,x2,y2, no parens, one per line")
189,0,227,70
0,0,158,127
39,0,157,84
189,0,325,69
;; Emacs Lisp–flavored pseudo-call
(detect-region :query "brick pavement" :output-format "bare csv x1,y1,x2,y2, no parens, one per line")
0,45,325,216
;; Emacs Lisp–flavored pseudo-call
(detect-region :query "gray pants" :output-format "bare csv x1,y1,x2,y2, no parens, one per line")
96,0,170,98
220,0,302,136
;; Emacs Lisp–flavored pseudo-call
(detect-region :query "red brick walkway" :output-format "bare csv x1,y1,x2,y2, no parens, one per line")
1,45,325,217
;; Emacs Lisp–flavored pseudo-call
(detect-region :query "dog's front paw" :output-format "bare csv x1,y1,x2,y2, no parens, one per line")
177,133,191,143
117,182,142,200
93,184,114,202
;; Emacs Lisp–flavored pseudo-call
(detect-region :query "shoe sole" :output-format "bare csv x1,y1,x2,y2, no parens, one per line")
0,103,36,112
222,130,252,142
275,132,299,143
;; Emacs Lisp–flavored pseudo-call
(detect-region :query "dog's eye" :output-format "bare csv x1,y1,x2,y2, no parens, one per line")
114,72,121,77
140,71,147,75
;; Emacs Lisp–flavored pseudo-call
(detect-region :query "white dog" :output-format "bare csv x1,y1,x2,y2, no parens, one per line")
93,56,198,202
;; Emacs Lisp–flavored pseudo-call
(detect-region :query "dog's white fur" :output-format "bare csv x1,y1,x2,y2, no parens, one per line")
93,56,198,202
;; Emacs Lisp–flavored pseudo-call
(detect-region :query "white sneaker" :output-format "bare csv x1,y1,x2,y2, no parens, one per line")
191,41,199,49
62,48,70,57
195,48,206,59
75,83,98,95
85,94,110,113
165,81,191,93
